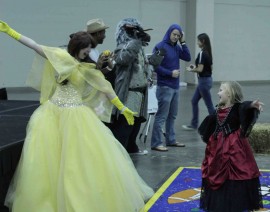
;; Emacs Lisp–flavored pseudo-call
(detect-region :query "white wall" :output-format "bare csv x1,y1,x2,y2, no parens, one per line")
213,0,270,81
1,0,270,87
0,0,187,87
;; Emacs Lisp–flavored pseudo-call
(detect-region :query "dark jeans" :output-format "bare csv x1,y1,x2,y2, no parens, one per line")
111,115,142,153
151,86,179,148
191,77,215,128
103,121,114,131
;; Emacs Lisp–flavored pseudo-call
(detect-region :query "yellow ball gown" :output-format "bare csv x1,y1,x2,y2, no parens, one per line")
5,46,154,212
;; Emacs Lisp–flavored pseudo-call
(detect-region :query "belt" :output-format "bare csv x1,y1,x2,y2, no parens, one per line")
128,87,146,93
198,75,211,78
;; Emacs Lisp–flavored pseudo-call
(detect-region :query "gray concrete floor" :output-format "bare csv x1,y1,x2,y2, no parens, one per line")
6,82,270,191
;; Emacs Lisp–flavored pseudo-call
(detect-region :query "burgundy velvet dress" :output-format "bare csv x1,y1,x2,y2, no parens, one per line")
200,104,263,212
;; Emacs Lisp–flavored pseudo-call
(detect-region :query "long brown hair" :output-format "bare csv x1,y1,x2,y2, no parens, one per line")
197,33,212,61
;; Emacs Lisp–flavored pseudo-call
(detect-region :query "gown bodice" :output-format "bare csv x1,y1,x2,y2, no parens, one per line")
50,83,83,107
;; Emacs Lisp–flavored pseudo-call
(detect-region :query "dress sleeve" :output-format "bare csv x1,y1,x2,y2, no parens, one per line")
198,114,216,143
26,48,58,104
41,46,78,83
78,64,115,123
239,101,260,137
26,46,80,103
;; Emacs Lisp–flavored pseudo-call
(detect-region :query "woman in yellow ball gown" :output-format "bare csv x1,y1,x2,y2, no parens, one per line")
0,20,154,212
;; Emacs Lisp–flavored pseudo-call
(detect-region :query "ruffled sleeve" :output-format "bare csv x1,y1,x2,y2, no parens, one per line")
27,46,79,103
239,101,260,137
78,64,115,123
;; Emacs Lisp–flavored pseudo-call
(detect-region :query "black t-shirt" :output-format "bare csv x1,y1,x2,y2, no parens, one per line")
195,50,212,77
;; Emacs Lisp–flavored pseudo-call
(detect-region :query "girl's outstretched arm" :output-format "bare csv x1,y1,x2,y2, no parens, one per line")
0,20,46,58
251,100,264,112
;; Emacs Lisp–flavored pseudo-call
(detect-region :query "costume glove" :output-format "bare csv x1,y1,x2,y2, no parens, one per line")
111,97,136,125
0,20,21,40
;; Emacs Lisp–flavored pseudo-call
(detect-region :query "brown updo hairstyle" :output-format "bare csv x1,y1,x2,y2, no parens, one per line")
68,31,93,62
61,32,93,85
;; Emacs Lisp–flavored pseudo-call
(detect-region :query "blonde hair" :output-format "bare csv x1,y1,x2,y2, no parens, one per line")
221,81,243,104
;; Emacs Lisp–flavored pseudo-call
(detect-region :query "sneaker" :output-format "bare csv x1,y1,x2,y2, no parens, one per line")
129,150,148,155
182,125,196,131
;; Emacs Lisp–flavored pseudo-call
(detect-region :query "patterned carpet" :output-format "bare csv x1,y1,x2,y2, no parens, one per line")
143,167,270,212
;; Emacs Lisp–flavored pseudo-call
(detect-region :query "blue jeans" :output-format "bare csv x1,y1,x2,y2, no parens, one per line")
190,77,215,128
151,86,179,148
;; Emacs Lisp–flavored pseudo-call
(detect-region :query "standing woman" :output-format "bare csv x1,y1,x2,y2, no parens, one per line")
182,33,215,130
0,20,154,212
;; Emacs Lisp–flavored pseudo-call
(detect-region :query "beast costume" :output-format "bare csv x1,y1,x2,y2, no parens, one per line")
199,101,263,211
111,18,160,153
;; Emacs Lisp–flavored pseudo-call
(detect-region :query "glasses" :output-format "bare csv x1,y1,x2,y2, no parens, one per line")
172,33,181,38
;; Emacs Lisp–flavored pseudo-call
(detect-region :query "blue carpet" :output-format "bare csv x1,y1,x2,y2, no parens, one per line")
143,167,270,212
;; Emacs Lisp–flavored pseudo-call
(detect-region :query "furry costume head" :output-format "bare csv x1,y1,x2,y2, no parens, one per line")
115,18,151,46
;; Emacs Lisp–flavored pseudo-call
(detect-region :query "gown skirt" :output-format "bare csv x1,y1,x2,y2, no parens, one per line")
5,100,154,212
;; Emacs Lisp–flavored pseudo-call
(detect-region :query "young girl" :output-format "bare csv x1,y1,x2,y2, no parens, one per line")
182,33,215,131
0,20,154,212
199,81,264,212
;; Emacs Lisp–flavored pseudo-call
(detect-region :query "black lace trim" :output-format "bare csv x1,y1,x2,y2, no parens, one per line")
200,178,263,211
213,106,235,139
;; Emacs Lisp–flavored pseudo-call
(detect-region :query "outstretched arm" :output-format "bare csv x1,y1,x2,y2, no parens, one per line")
19,36,46,58
0,20,46,58
251,100,264,112
110,96,137,125
106,90,137,125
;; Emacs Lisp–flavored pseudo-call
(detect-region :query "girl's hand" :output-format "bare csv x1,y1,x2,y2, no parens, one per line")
251,100,264,112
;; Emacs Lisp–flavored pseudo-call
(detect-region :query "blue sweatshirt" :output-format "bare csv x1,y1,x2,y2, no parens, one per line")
154,24,191,89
